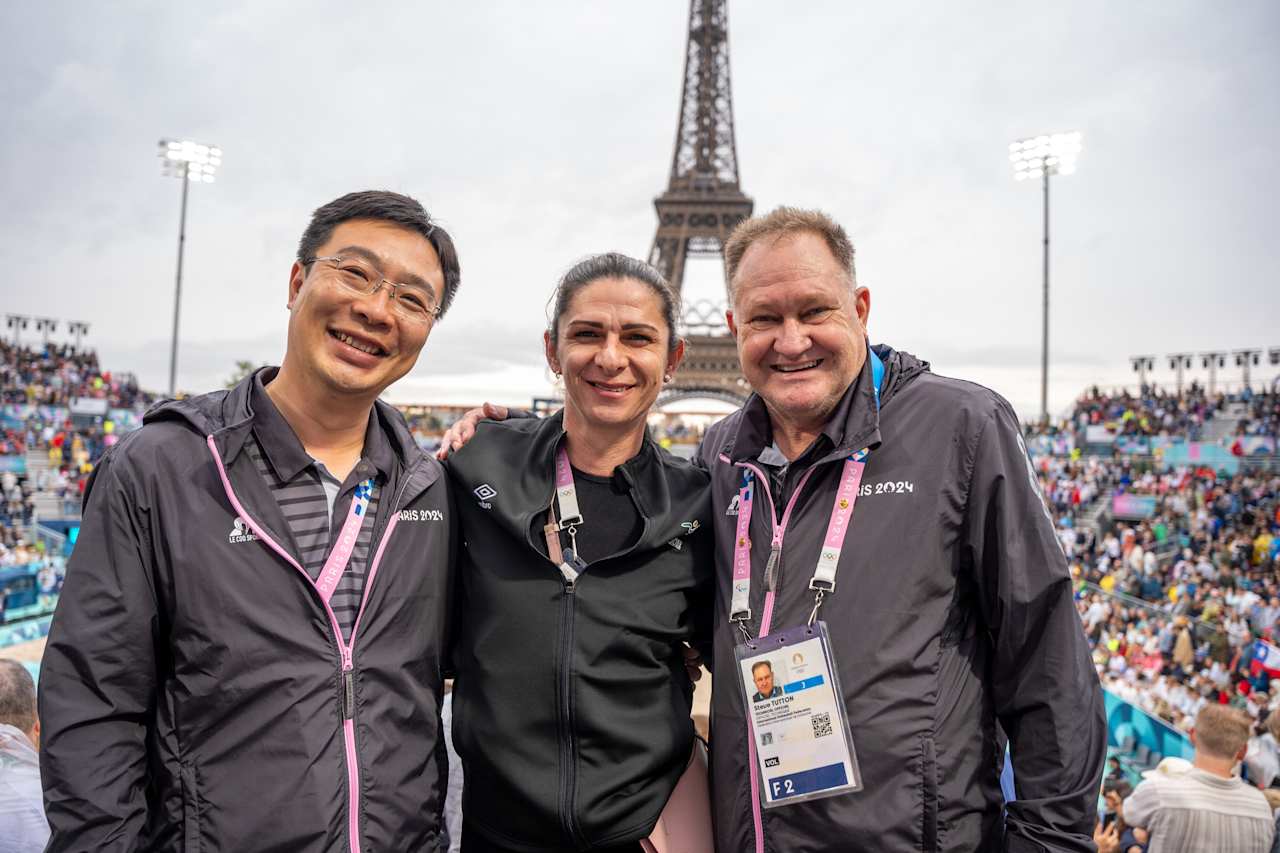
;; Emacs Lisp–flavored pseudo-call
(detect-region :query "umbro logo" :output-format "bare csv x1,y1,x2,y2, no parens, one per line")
474,483,497,510
228,517,259,544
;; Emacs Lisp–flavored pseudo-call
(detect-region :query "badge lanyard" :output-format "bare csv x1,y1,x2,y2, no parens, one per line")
729,348,883,635
316,478,375,605
543,445,587,586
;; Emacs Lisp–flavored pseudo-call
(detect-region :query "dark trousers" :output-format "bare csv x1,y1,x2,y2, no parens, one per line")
460,822,644,853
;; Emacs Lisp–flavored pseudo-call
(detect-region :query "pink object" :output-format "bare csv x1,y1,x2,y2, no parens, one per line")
208,436,400,853
315,482,372,605
642,741,713,853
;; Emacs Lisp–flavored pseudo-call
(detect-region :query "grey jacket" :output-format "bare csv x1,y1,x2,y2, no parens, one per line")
698,347,1105,852
39,371,455,852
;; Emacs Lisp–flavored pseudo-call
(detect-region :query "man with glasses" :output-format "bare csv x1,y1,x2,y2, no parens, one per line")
39,191,461,852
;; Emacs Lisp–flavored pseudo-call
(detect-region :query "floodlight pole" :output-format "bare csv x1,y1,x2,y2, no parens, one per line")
169,161,190,397
1040,170,1050,425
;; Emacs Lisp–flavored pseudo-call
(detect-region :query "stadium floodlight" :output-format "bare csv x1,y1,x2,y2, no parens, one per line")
67,321,90,352
158,138,222,397
1009,131,1083,425
1269,347,1280,367
1234,348,1262,389
1129,356,1154,390
34,317,58,345
1199,351,1226,394
1167,353,1193,394
5,314,30,347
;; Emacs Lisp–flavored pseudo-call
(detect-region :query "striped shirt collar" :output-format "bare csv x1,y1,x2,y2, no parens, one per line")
249,368,395,484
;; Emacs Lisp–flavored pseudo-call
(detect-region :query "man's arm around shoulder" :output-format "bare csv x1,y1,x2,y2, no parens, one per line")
39,447,161,851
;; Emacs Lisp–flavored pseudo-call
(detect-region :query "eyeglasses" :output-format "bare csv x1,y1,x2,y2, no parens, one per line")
304,255,440,320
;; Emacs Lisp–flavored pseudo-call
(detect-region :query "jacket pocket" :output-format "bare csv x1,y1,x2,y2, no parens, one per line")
921,737,938,853
180,761,203,853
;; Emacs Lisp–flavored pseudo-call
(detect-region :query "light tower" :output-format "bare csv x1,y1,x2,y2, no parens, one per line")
1009,131,1083,424
158,138,222,397
1167,353,1193,395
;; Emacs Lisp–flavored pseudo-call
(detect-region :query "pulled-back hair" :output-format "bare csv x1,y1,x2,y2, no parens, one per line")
296,190,462,319
548,253,681,354
723,207,855,303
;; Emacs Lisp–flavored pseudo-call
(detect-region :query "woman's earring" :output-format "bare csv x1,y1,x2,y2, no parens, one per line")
663,375,672,383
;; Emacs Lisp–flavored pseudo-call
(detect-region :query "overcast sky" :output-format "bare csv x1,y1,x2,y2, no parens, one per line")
2,1,1277,420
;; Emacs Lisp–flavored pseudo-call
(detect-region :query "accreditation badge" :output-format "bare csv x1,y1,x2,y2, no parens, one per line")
734,621,862,808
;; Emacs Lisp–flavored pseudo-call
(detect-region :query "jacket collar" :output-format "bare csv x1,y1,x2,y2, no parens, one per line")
247,369,396,484
725,346,886,465
145,366,438,504
470,410,679,551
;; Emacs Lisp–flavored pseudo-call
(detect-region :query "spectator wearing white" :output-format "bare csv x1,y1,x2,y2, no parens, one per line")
1123,704,1274,852
0,659,49,852
1246,711,1280,790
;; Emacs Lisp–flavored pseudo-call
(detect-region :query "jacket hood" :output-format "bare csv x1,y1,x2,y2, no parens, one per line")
878,345,929,405
142,367,437,501
143,367,425,468
722,344,930,463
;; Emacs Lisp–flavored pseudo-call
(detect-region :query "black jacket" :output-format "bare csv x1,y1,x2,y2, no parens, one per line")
445,412,713,852
38,370,455,852
698,347,1106,853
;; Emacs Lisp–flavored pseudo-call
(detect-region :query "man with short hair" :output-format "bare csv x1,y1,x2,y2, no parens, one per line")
699,207,1106,851
0,659,48,852
750,661,781,702
39,190,460,851
1123,705,1274,852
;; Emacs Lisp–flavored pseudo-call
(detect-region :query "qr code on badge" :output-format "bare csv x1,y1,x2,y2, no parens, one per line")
811,711,833,738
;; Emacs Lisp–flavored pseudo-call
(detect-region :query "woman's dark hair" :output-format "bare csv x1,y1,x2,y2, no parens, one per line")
548,253,681,353
296,190,461,319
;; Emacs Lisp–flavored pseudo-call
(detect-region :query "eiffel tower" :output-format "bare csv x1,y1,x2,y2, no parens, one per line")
649,0,753,404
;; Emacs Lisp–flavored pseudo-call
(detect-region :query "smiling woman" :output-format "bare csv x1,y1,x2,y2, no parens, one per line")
544,254,685,474
444,253,715,853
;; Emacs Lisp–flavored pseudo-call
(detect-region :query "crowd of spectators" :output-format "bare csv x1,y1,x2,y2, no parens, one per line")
1241,389,1280,438
1024,383,1280,815
1053,459,1280,727
1064,383,1229,440
0,341,152,410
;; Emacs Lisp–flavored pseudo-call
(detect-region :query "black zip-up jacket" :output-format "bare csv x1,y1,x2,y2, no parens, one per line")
698,347,1106,853
445,412,713,852
38,370,455,852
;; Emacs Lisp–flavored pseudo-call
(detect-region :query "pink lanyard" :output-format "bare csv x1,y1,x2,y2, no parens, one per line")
543,445,586,585
316,479,375,605
729,449,869,634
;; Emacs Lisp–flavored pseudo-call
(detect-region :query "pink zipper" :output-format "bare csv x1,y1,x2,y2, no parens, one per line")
731,458,819,853
208,437,400,853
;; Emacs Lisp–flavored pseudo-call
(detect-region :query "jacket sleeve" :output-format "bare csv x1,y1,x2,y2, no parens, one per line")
962,400,1107,853
38,448,160,852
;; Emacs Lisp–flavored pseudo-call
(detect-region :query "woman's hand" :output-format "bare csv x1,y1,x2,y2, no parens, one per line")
435,403,510,459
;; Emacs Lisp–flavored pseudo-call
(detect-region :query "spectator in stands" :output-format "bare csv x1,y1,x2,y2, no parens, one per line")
1246,709,1280,789
1123,704,1274,852
0,659,49,852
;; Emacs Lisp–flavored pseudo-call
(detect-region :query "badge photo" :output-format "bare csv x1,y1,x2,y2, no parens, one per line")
735,622,863,808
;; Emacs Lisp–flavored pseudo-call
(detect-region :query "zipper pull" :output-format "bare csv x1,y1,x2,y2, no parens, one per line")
560,563,578,593
764,544,781,592
342,669,355,720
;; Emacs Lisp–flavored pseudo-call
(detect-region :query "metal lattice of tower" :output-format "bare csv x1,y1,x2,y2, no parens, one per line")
650,0,753,404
